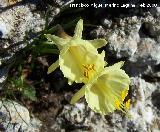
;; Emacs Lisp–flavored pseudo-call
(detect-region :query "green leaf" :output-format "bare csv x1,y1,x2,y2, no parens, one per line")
22,84,37,101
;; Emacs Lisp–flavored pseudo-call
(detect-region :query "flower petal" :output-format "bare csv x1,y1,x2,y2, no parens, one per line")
73,19,83,39
70,86,86,104
88,39,107,49
103,70,130,92
68,79,74,85
59,39,104,83
59,45,84,83
109,61,125,69
85,79,116,115
45,34,68,50
85,62,130,115
103,62,130,86
47,60,59,74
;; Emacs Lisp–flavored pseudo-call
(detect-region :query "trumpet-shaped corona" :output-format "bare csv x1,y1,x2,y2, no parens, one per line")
45,19,107,84
71,61,131,115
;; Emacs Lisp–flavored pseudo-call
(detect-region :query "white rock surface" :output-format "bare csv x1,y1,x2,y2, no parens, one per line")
0,0,46,88
0,3,45,41
50,77,160,132
107,25,140,58
0,100,42,131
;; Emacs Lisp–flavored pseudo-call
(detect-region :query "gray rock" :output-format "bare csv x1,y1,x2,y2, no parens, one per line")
50,77,160,132
156,7,160,17
126,38,160,76
0,66,10,90
127,77,160,132
107,23,140,58
0,0,72,89
0,1,46,88
101,18,112,28
150,6,160,17
140,22,157,38
0,99,42,131
51,103,111,132
136,39,160,64
90,26,107,38
90,16,141,58
157,35,160,43
0,2,45,41
92,14,160,77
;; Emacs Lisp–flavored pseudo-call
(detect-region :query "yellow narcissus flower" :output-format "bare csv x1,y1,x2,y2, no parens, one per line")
70,61,131,115
45,19,107,84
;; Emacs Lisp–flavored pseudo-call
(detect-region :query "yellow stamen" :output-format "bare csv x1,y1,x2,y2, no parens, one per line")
84,70,89,78
115,100,121,110
121,90,128,101
125,99,131,110
83,64,95,78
